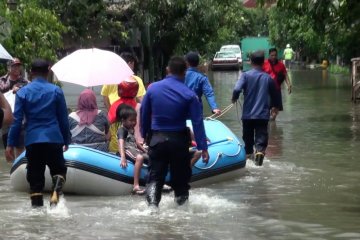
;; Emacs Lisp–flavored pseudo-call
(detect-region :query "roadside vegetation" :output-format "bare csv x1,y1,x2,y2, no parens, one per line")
328,64,350,75
261,0,360,65
1,0,359,77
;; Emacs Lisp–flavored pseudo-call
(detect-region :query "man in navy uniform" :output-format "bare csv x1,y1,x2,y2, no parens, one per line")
141,56,209,208
232,51,280,166
6,59,70,207
185,51,221,115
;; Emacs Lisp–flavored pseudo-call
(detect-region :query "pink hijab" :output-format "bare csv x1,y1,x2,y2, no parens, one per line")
76,89,98,126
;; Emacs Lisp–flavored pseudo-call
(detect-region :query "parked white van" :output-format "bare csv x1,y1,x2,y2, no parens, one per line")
219,45,242,68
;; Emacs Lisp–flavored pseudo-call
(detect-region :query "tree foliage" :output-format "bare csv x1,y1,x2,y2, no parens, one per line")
268,8,322,60
0,0,66,68
176,2,269,59
0,2,11,42
38,0,126,48
131,0,268,56
129,0,267,76
265,0,360,62
1,0,270,79
0,0,129,69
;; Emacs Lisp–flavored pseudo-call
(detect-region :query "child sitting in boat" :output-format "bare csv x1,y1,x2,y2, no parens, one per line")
107,77,142,154
116,103,148,195
187,127,202,166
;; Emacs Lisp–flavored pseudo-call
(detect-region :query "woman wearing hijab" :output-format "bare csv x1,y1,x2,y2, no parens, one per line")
68,89,110,151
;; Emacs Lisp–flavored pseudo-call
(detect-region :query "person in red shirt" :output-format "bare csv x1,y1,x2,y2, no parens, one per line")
108,79,139,124
107,77,141,154
263,48,292,120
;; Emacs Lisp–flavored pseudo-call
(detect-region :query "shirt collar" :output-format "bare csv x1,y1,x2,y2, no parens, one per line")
122,125,134,133
165,74,184,82
252,66,263,71
32,77,48,83
187,67,199,73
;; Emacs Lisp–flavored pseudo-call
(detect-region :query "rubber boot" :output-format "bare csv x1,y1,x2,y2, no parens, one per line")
254,152,265,166
146,182,162,207
30,193,43,208
50,175,65,207
175,195,189,206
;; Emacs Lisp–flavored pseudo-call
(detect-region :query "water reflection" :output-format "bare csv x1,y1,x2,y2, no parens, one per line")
207,70,240,109
0,69,359,239
267,121,284,159
322,69,328,84
350,104,360,141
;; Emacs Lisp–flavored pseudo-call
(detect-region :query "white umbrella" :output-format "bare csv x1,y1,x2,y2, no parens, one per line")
3,91,15,112
0,43,13,61
51,48,134,87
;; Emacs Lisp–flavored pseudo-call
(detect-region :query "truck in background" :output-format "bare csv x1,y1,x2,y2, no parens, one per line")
240,37,283,62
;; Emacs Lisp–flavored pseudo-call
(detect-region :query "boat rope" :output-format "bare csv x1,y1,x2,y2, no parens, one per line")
193,140,243,170
235,100,243,124
194,152,223,170
206,103,234,120
220,142,243,157
195,101,244,170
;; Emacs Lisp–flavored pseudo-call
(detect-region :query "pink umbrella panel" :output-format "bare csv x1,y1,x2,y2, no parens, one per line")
51,48,134,87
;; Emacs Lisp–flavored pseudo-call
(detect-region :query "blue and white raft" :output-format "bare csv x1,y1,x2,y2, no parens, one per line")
10,119,246,195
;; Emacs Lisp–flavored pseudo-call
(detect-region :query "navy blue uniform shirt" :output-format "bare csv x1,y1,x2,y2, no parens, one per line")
232,68,279,120
8,77,70,147
140,75,207,150
185,67,218,110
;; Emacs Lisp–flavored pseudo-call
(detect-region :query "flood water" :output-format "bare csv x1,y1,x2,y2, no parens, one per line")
0,69,359,240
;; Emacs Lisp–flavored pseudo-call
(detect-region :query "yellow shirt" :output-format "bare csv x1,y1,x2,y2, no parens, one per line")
109,122,120,153
101,75,146,105
102,75,146,153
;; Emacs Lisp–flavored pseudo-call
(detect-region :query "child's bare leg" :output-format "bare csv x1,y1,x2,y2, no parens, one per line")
270,107,278,120
190,151,202,166
134,154,144,188
15,146,25,158
134,104,144,144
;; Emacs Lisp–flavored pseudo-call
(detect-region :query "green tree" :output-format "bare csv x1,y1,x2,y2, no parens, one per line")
130,0,267,77
263,0,360,62
1,0,66,68
0,2,11,43
176,1,269,58
268,7,322,61
38,0,126,48
130,0,221,78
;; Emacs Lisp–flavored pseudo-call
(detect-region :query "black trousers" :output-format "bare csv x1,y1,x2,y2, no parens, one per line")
270,89,283,111
25,143,67,193
242,119,269,155
146,131,191,206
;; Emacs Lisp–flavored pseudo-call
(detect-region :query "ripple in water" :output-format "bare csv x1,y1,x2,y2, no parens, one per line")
107,188,242,219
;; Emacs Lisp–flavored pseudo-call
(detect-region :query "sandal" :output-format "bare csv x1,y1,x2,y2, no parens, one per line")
131,187,145,195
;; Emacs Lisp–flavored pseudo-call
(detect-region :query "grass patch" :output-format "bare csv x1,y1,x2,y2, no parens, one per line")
328,64,350,74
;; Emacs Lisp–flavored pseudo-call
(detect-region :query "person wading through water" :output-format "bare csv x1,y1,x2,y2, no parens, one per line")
141,56,209,208
263,48,292,121
5,59,70,207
